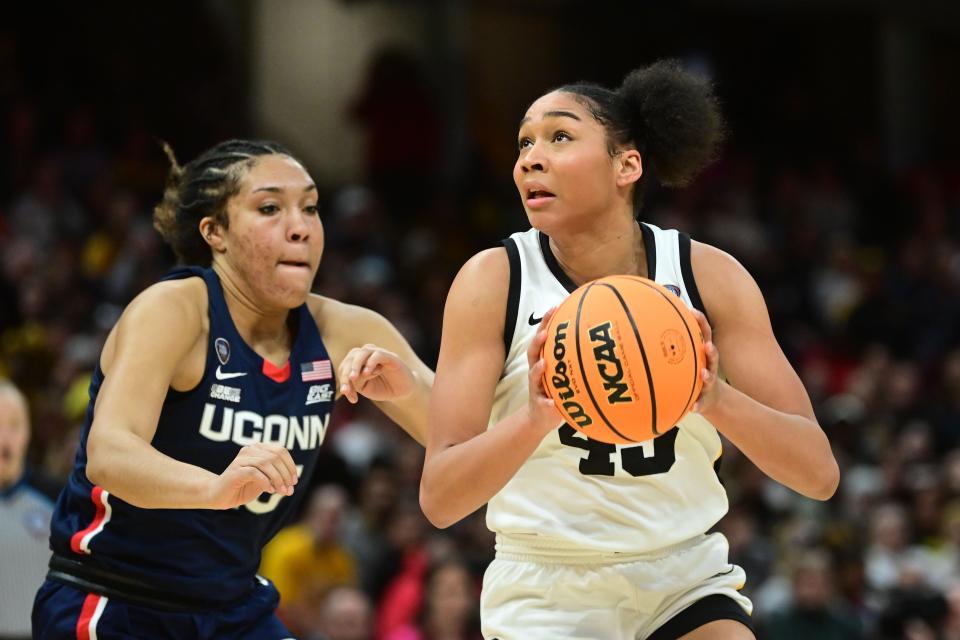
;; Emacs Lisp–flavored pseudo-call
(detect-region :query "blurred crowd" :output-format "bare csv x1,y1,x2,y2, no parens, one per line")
3,19,960,640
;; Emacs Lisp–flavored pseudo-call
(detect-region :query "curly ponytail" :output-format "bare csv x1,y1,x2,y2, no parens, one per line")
618,59,725,187
558,59,725,213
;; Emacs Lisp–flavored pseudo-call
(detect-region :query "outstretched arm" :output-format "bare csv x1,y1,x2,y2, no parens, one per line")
692,242,839,500
317,298,434,446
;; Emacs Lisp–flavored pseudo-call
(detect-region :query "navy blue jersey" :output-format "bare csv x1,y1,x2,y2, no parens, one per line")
48,267,336,605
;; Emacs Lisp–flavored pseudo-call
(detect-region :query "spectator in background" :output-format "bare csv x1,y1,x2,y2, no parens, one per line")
385,558,482,640
260,485,357,635
342,460,400,600
313,586,374,640
0,380,60,640
762,549,863,640
376,499,431,638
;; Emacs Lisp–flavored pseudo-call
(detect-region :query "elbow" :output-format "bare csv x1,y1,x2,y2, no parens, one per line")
85,438,108,488
84,432,119,493
419,477,455,530
808,457,840,501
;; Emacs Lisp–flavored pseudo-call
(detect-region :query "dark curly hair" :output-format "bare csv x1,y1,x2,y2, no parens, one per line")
557,59,726,215
153,139,295,266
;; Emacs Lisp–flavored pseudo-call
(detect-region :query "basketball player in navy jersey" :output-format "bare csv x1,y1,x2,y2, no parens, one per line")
420,61,840,639
32,140,433,639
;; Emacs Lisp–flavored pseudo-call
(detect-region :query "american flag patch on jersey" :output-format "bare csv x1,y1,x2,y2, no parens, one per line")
301,359,333,382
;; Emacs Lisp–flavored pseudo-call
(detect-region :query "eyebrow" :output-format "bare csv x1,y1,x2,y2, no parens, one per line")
252,184,318,194
519,110,582,127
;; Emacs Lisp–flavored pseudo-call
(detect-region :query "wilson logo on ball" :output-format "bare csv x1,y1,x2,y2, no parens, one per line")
550,320,593,429
542,276,704,444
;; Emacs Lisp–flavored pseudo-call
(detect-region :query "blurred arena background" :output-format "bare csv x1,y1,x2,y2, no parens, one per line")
2,1,960,638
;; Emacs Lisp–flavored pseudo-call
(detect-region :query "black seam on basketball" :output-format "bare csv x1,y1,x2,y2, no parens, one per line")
678,233,708,321
574,283,635,442
628,277,701,427
598,282,657,437
501,238,521,364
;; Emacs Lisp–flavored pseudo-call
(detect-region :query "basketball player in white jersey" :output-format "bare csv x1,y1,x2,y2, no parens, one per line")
419,60,839,639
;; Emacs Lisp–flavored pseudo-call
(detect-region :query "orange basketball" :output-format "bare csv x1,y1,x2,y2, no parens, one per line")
541,275,705,444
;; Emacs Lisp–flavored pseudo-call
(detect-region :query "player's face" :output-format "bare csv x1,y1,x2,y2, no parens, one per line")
0,390,29,487
223,155,324,308
514,91,622,232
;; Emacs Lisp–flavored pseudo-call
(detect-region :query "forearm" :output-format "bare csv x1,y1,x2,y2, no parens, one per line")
376,370,433,446
701,382,839,500
86,430,218,509
421,409,549,528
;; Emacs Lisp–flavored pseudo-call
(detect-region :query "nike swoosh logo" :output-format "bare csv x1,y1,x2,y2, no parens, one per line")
215,365,248,380
528,312,544,326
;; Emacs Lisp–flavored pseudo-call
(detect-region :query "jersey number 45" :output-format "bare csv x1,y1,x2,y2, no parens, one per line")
559,425,678,477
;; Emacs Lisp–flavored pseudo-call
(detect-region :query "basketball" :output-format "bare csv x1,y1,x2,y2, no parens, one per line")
541,275,705,444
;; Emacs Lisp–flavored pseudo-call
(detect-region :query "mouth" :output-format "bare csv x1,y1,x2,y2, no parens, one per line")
278,260,310,268
525,186,556,209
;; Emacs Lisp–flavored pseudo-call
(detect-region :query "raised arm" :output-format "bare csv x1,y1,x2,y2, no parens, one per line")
692,241,839,500
419,248,561,529
86,280,297,509
314,297,434,446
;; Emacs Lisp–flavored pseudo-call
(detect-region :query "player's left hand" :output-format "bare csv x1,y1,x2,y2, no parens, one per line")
338,344,416,403
691,309,725,415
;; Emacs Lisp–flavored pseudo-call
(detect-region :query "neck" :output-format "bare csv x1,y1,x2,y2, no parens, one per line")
213,263,292,365
549,214,646,286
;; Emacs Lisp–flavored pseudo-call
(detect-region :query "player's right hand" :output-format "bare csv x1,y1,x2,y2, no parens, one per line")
526,307,563,436
206,443,298,510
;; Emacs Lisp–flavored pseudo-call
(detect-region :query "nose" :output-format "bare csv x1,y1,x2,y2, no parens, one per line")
287,211,311,243
519,142,546,174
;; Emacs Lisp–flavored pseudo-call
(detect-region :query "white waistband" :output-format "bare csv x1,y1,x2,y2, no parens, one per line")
494,532,708,565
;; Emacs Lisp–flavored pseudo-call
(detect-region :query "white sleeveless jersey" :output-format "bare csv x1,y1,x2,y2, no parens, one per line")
487,223,728,553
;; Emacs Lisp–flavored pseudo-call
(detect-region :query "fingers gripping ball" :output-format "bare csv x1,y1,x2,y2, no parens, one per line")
541,276,705,444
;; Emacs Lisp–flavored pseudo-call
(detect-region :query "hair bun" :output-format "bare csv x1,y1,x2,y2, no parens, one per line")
619,59,725,187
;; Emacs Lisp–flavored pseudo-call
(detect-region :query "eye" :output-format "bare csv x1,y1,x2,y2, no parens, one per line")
304,204,320,216
258,203,279,214
553,131,571,143
518,137,532,151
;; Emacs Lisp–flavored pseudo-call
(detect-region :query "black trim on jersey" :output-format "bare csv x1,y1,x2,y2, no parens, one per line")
647,593,754,640
502,238,522,357
678,232,708,320
539,226,658,292
47,554,233,613
640,222,657,280
538,231,578,293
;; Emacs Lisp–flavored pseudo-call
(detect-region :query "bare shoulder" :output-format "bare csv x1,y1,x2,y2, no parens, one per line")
101,277,208,373
306,293,405,366
436,247,511,357
306,293,380,336
458,246,509,282
689,240,767,328
447,247,510,310
122,278,207,331
689,241,754,292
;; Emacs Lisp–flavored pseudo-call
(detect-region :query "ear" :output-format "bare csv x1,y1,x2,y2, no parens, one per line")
615,149,643,188
199,216,226,254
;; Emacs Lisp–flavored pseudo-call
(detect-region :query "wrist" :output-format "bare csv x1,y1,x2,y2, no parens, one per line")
196,469,223,509
697,379,730,423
